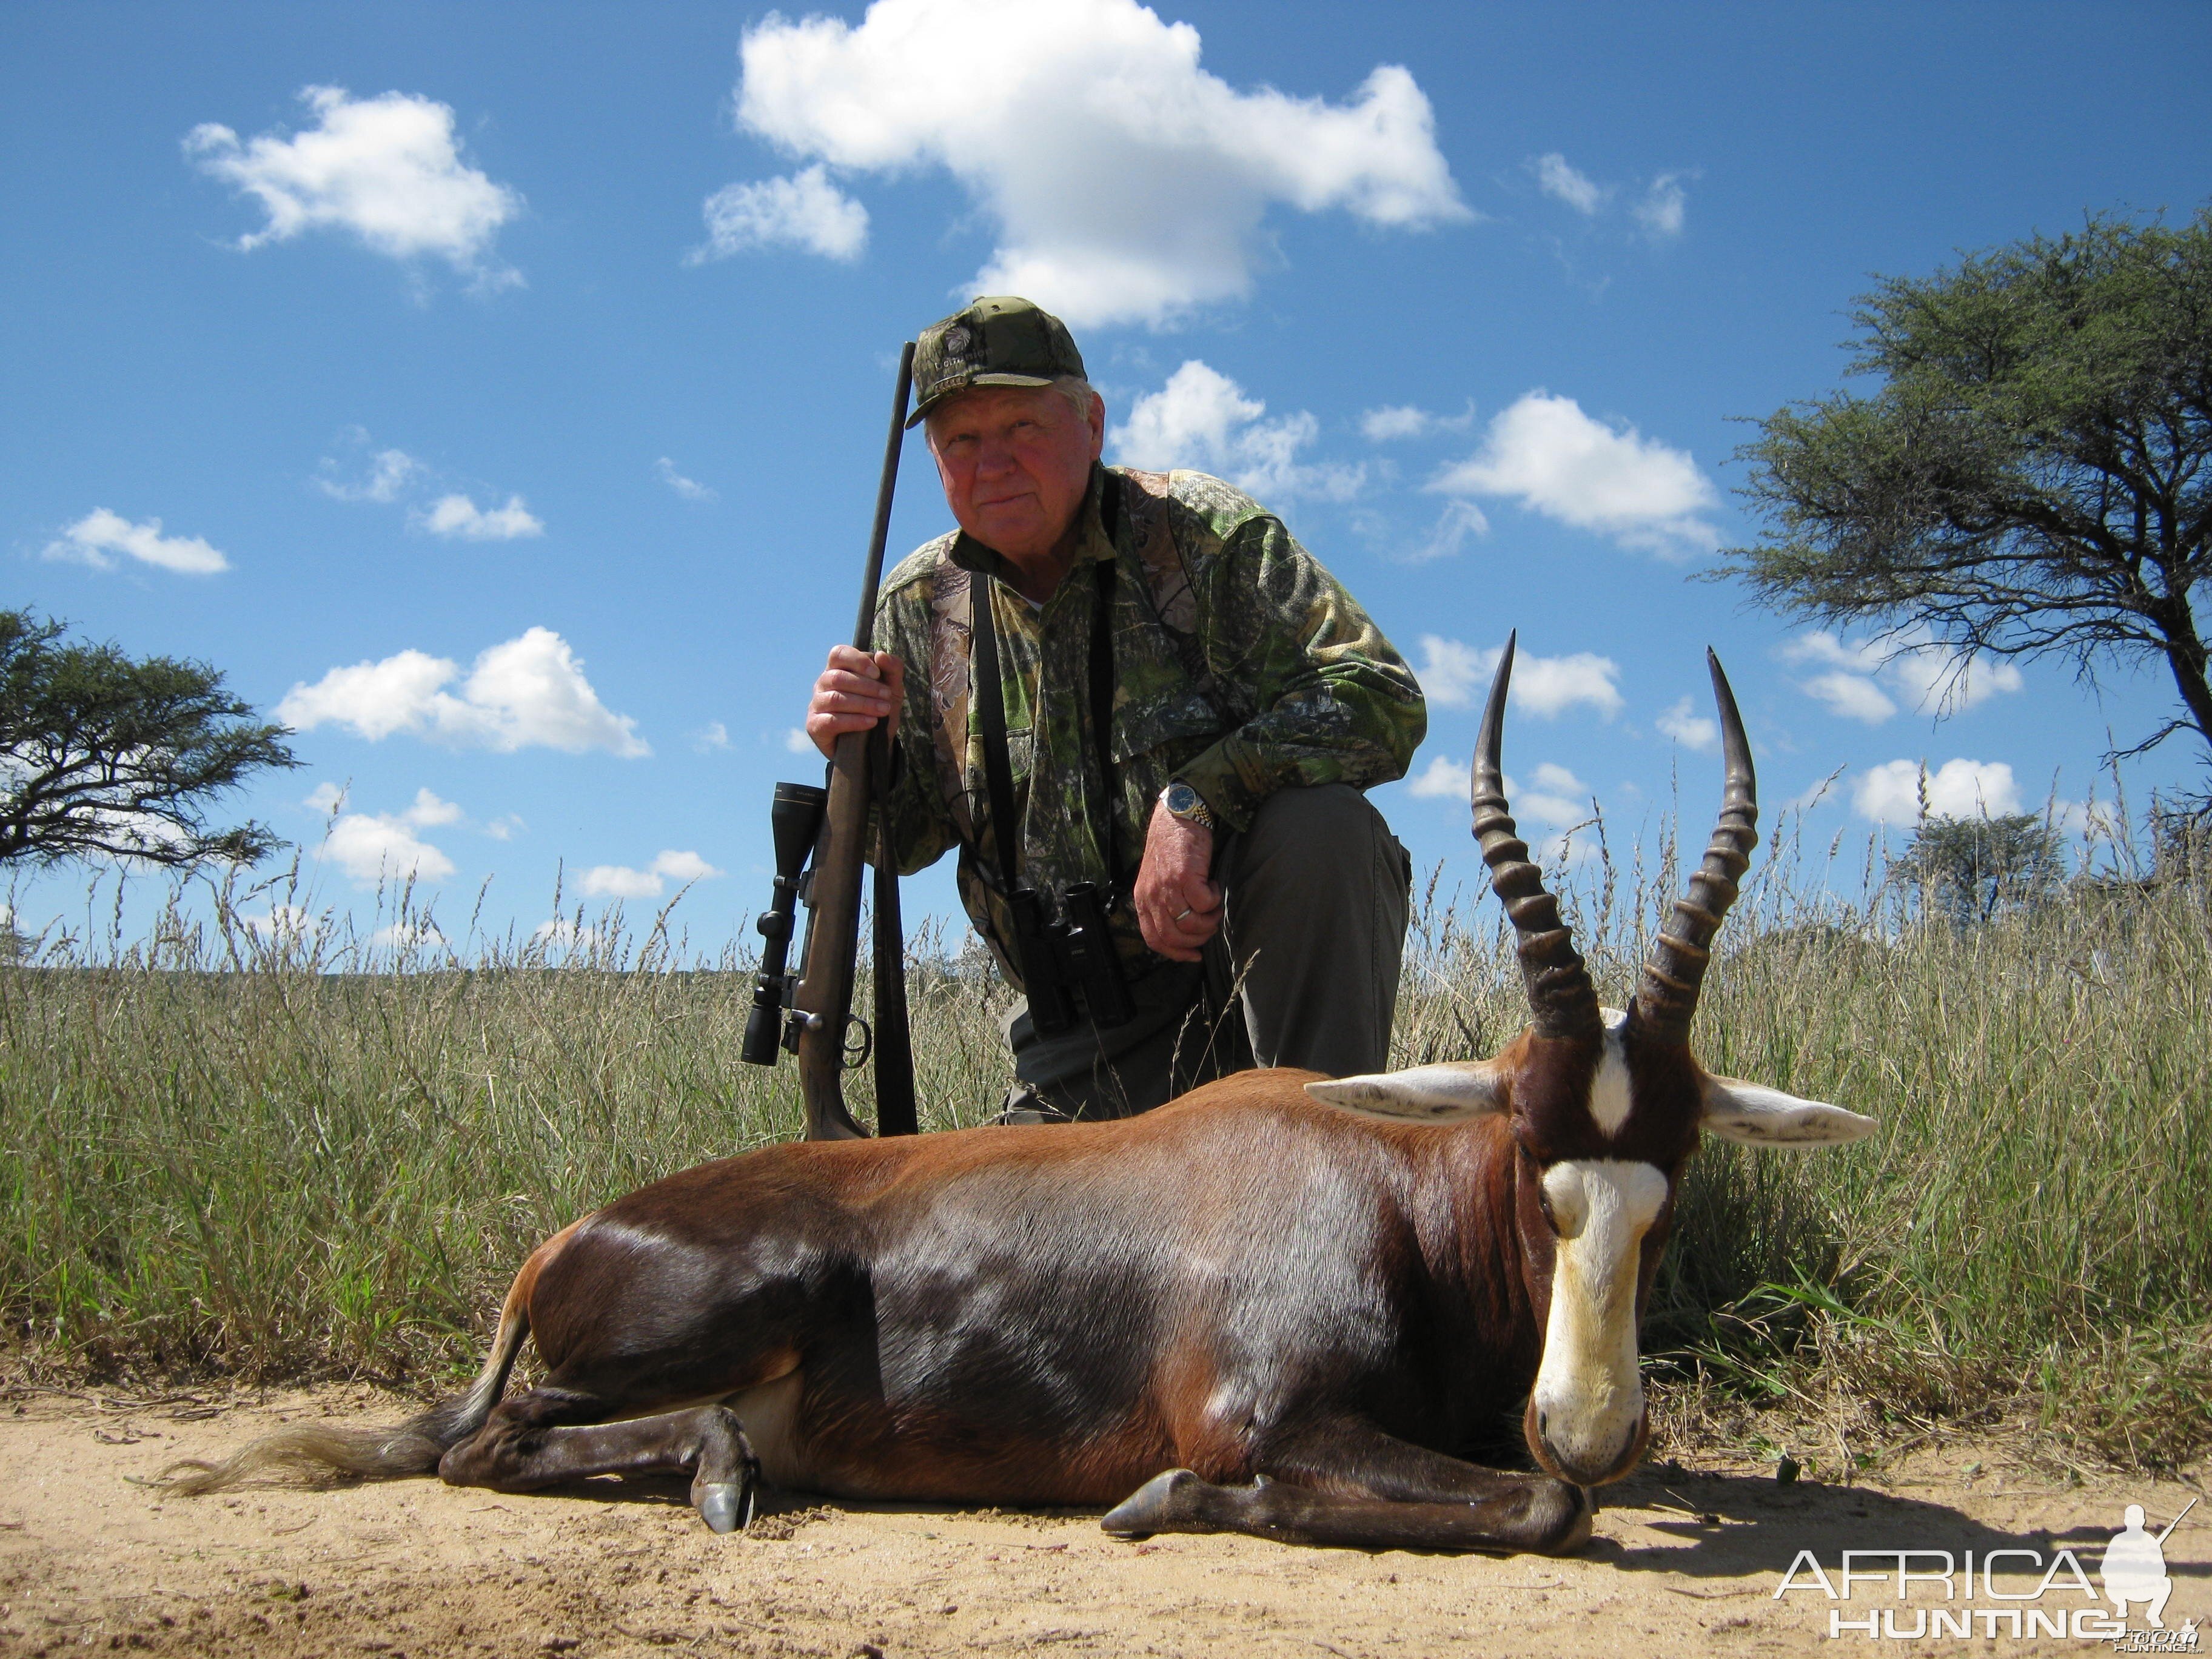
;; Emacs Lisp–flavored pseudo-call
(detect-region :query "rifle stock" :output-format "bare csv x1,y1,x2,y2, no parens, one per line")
789,341,917,1142
791,726,873,1139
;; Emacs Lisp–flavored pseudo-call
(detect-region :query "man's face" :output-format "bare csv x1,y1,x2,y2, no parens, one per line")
927,383,1105,568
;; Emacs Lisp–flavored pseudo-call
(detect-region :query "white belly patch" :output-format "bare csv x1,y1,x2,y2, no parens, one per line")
598,1364,813,1489
723,1369,811,1489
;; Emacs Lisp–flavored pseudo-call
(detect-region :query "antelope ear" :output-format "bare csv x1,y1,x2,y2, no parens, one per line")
1700,1074,1876,1147
1306,1062,1508,1122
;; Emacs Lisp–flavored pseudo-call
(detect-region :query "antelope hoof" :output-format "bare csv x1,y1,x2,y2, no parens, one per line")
694,1481,752,1535
1102,1468,1207,1540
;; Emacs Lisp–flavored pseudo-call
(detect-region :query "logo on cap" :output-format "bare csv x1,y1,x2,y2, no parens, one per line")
942,325,972,355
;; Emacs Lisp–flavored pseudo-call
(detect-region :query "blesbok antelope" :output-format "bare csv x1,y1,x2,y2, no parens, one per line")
168,638,1874,1554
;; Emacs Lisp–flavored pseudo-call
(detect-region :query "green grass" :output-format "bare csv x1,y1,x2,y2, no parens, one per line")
2,833,2208,1469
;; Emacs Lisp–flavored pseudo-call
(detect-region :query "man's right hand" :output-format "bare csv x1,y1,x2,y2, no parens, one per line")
806,645,905,759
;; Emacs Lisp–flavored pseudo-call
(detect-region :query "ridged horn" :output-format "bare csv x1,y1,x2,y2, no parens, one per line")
1472,633,1602,1042
1632,649,1758,1045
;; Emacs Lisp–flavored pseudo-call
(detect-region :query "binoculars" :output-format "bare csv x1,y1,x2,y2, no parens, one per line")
1009,880,1135,1039
743,775,1136,1057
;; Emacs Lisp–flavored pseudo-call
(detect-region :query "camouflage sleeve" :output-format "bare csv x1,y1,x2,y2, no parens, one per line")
1172,515,1426,833
866,583,959,876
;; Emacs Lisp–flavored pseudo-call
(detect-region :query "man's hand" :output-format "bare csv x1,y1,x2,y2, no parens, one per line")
806,645,905,759
1134,797,1221,962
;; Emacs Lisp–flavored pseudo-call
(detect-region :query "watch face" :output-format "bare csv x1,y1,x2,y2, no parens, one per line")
1164,783,1201,814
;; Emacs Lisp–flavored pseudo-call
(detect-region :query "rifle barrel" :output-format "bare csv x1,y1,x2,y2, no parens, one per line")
853,343,919,651
792,341,916,1142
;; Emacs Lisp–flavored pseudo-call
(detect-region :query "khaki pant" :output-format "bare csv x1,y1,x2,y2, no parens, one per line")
1002,785,1412,1119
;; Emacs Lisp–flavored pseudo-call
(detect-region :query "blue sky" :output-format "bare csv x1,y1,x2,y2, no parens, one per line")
5,1,2209,955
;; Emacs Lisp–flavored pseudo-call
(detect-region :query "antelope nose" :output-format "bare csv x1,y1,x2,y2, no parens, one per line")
1527,1395,1647,1486
1543,1412,1648,1487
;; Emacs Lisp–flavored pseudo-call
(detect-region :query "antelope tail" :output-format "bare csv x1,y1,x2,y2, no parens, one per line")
158,1272,534,1496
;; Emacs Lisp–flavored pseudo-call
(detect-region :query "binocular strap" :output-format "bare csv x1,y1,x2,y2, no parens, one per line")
970,551,1123,926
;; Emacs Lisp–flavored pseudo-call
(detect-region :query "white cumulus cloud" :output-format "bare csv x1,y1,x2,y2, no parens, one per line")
1415,635,1623,719
731,0,1467,326
418,493,543,541
1654,696,1718,752
533,917,607,955
316,788,462,887
1407,753,1591,838
278,627,648,757
1395,498,1489,563
1413,635,1490,709
1406,754,1470,799
42,509,229,575
577,849,725,900
1518,762,1589,828
1430,392,1720,557
1531,154,1690,240
1781,629,2024,723
317,445,423,503
1359,401,1474,443
186,85,521,286
1111,360,1362,501
1532,152,1607,215
656,458,717,503
1852,759,2023,825
1802,669,1900,723
1361,405,1430,442
1635,172,1687,239
1512,652,1623,719
694,164,869,263
242,905,323,943
372,919,448,952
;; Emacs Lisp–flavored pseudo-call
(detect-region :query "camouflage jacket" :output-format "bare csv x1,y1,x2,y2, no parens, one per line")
873,463,1424,985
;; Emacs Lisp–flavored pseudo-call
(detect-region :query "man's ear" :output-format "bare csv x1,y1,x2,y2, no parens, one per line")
1306,1062,1508,1122
1084,389,1107,458
1700,1073,1877,1147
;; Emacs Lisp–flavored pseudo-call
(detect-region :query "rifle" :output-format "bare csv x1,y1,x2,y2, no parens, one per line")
741,342,919,1141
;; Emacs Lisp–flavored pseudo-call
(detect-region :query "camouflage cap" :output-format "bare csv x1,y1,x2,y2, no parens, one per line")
907,297,1087,428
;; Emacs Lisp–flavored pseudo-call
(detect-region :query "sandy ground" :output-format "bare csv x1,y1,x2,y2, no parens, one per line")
0,1387,2202,1658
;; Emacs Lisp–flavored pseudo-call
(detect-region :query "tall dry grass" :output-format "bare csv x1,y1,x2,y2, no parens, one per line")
2,814,2207,1468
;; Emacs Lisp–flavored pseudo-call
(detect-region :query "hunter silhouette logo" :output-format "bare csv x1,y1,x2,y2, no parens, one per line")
2104,1503,2180,1628
1773,1496,2199,1644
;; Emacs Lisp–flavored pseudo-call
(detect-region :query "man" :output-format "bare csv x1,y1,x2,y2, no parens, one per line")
808,296,1424,1119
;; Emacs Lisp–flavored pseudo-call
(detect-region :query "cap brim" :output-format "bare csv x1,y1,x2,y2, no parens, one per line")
905,372,1061,428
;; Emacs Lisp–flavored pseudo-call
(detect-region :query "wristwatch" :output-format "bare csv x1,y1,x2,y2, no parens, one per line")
1159,780,1218,831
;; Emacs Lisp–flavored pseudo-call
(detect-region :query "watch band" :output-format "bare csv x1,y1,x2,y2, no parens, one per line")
1160,782,1218,831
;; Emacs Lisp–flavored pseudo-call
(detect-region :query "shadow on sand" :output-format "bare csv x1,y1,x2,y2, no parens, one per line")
1590,1462,2210,1581
509,1459,2204,1581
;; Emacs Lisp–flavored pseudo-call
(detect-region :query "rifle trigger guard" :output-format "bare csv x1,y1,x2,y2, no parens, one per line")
842,1014,873,1071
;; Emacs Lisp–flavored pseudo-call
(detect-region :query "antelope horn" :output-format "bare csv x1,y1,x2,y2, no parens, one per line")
1472,634,1601,1042
1632,649,1757,1045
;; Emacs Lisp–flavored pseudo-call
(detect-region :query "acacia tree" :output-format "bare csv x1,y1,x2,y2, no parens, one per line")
0,609,298,868
1892,811,2065,927
1724,209,2212,778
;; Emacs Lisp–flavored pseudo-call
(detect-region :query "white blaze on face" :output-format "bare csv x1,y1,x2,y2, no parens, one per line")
1530,1158,1669,1480
1589,1007,1633,1135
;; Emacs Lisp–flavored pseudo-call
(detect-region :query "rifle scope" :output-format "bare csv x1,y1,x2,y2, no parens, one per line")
740,780,828,1067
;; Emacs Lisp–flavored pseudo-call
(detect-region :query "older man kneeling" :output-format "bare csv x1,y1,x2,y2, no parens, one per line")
808,297,1425,1121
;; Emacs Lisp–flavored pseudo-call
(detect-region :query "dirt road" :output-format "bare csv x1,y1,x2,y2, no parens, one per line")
0,1387,2202,1657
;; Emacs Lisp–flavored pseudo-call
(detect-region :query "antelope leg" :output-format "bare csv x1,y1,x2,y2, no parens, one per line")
438,1390,761,1533
1102,1467,1589,1555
